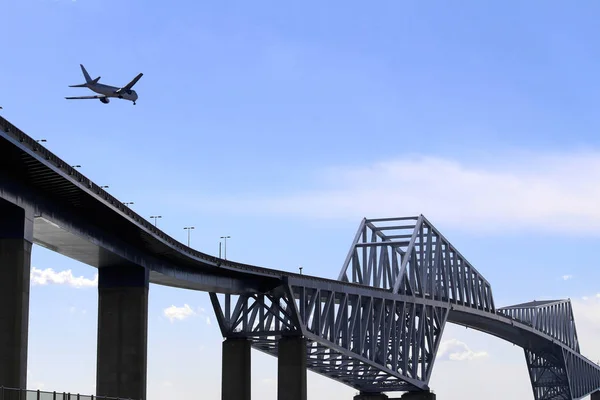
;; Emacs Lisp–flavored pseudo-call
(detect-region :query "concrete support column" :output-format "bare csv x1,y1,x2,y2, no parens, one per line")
277,335,307,400
96,265,149,400
591,391,600,400
354,393,388,400
0,199,33,390
222,338,251,400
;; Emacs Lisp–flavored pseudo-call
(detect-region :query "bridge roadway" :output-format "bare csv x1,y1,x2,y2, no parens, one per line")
1,115,600,400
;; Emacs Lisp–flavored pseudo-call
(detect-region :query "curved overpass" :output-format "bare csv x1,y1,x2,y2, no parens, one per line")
1,116,599,399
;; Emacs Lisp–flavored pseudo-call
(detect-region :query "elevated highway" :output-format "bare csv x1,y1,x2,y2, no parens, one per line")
1,115,599,400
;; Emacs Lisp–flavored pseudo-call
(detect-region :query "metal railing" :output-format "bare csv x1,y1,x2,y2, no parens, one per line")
0,387,136,400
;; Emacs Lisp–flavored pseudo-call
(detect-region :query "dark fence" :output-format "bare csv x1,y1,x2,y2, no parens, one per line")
0,387,136,400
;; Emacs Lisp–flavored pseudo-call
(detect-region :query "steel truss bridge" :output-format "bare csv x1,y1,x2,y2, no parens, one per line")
1,115,599,399
211,216,600,399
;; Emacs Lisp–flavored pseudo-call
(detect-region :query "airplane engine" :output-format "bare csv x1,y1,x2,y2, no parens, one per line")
100,97,110,104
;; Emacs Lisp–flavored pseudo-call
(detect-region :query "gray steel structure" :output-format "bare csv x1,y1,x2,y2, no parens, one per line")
0,115,599,399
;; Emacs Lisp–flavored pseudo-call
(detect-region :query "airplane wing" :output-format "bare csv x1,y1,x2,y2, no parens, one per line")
116,73,143,93
65,95,107,100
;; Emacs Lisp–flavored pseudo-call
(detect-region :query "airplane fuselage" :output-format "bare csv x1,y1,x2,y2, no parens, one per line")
85,83,138,103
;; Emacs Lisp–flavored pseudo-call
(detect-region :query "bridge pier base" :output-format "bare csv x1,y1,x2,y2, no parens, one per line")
278,335,307,400
96,265,149,400
0,200,33,390
222,338,251,400
354,392,388,399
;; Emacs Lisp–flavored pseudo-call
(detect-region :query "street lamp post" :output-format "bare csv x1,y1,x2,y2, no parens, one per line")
220,236,231,260
150,215,162,227
184,226,195,247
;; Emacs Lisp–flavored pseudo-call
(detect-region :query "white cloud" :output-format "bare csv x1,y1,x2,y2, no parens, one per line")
163,304,196,322
163,304,212,324
437,338,488,361
68,306,88,315
562,275,573,281
186,153,600,235
30,267,97,288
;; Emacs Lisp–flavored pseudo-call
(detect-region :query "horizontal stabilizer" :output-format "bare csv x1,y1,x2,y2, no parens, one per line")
68,83,88,88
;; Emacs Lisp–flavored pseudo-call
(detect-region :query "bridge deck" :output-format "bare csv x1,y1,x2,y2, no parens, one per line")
2,116,600,398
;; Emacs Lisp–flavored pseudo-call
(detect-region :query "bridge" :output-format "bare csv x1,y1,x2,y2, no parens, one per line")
0,115,599,400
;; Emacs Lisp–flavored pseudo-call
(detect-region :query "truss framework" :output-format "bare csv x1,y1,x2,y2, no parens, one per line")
526,348,571,400
499,300,580,352
338,216,495,313
209,216,600,398
210,282,449,392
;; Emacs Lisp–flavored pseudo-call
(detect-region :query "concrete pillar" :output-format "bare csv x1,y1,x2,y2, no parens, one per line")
0,199,33,390
401,391,436,400
591,391,600,400
277,335,307,400
354,393,388,400
96,265,149,400
222,338,251,400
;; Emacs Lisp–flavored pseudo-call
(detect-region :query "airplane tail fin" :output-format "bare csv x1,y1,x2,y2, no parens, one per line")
80,64,93,83
69,64,100,87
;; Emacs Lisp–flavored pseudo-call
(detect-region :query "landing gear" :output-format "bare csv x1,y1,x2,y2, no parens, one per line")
133,102,136,105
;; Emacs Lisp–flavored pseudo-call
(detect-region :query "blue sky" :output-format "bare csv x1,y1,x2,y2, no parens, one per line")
4,0,600,398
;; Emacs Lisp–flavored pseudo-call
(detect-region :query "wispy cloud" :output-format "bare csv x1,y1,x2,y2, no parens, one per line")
437,339,488,361
68,306,88,315
163,304,212,324
30,267,98,288
183,153,600,235
562,275,573,281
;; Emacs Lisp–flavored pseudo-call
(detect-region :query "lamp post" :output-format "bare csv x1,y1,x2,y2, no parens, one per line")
299,266,303,275
150,215,162,227
184,226,195,247
220,236,231,260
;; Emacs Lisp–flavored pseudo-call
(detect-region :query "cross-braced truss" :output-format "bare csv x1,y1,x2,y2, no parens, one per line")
338,216,495,313
522,347,600,400
525,348,571,400
563,348,600,399
210,282,449,392
209,215,600,399
498,300,580,352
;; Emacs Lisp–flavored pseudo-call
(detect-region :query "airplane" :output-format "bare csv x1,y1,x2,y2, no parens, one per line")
66,64,143,105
